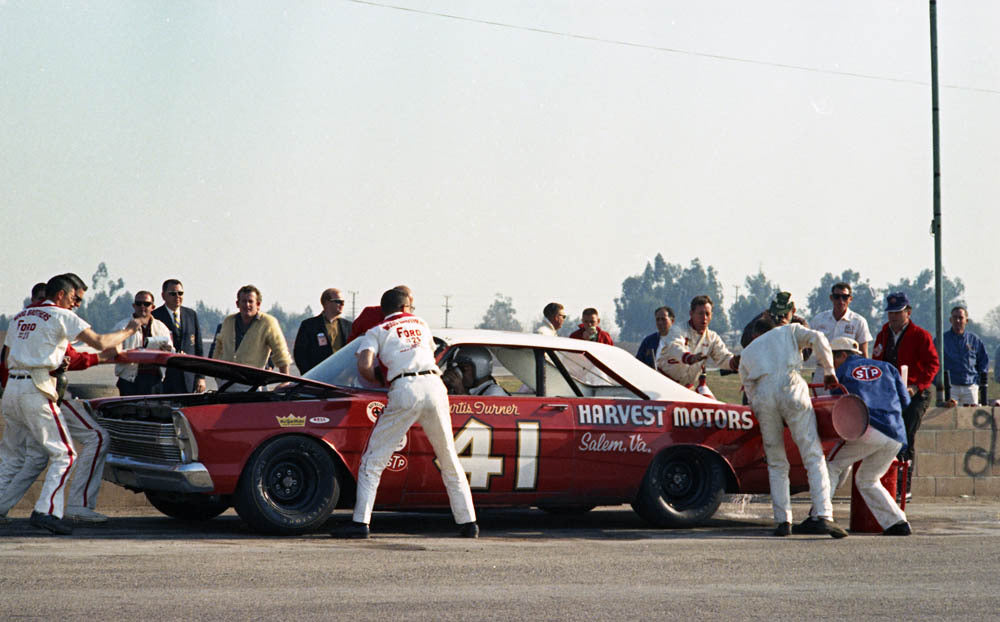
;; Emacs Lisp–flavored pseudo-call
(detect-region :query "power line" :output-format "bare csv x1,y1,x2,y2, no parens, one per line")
345,0,1000,95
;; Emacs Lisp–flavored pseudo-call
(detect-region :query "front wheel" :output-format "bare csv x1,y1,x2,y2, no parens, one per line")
144,491,230,521
631,447,726,528
234,435,341,535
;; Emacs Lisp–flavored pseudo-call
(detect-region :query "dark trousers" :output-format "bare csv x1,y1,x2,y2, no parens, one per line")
117,375,163,397
901,388,933,459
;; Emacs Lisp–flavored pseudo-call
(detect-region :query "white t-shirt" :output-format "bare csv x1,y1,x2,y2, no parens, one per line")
357,312,438,381
809,308,872,348
4,301,90,371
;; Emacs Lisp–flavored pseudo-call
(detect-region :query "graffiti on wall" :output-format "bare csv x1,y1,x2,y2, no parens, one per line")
963,409,997,478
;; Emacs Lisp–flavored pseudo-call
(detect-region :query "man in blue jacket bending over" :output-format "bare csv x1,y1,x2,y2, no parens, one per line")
825,336,912,536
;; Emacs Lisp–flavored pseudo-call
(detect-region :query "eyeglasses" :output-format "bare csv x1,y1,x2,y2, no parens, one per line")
831,294,850,301
166,291,184,297
134,301,153,307
328,299,345,304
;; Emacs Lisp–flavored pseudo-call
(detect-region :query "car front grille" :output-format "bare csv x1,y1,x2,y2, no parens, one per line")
97,417,182,463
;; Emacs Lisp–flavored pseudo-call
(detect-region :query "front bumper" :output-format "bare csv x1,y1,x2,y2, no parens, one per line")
104,455,215,493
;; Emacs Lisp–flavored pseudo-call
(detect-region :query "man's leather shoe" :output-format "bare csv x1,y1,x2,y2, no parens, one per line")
330,521,369,539
794,516,847,539
458,521,479,538
773,522,791,537
29,511,73,535
883,521,912,536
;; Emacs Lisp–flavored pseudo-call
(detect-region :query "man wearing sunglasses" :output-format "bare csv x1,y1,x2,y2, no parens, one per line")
152,279,206,393
113,290,174,396
809,282,873,391
293,288,353,374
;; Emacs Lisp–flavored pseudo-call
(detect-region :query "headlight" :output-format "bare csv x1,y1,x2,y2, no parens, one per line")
171,411,199,462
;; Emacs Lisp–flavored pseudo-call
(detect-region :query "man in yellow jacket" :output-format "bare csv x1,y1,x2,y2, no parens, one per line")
213,285,292,374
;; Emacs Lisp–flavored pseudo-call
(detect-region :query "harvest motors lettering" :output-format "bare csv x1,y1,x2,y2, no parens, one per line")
672,407,754,430
577,404,665,427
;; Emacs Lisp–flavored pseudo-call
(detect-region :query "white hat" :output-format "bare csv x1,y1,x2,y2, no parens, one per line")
830,336,861,355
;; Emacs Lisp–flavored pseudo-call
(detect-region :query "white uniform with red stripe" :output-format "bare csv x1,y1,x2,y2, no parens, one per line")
353,312,475,526
656,323,735,388
1,301,89,518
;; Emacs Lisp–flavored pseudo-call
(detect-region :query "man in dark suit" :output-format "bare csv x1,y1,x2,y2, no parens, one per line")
294,288,353,374
152,278,206,393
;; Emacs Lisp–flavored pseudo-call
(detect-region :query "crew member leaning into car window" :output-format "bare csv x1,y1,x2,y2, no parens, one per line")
739,312,848,539
331,288,478,540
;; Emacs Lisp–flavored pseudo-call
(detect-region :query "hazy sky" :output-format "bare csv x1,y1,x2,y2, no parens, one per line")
2,1,998,333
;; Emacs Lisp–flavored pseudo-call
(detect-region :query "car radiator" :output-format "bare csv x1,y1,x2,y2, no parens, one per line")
96,417,183,464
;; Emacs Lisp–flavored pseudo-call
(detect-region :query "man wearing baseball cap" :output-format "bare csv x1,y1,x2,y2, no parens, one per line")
822,337,912,535
871,292,939,463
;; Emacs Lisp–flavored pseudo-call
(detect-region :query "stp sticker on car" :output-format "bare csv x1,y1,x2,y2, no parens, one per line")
366,401,385,423
385,454,408,472
671,406,753,430
309,417,330,424
576,403,665,427
276,414,306,428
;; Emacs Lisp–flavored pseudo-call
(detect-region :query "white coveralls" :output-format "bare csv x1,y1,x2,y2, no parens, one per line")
354,312,475,525
739,324,835,524
657,323,735,388
0,302,89,518
0,399,107,515
826,426,906,529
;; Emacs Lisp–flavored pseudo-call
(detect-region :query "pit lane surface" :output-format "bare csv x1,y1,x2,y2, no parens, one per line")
2,498,999,621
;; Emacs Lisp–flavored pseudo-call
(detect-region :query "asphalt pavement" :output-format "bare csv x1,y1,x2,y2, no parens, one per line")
2,496,999,621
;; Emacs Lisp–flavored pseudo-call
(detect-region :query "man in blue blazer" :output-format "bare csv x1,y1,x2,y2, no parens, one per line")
152,278,206,393
294,288,353,374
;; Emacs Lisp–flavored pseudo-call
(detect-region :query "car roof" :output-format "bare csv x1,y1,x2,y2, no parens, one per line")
433,329,720,404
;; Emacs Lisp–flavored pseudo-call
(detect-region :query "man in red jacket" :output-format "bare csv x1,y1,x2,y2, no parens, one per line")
569,308,614,345
871,292,940,460
346,285,412,344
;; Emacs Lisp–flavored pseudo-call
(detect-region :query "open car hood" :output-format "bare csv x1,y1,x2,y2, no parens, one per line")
114,350,337,390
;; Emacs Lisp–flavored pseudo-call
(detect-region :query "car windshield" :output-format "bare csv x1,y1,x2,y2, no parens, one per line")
303,339,385,391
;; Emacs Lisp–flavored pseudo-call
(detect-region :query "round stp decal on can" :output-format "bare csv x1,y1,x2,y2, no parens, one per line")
851,365,883,382
366,401,386,423
385,454,408,472
309,416,330,425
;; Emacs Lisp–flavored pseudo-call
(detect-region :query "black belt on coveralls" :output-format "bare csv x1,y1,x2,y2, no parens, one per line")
388,369,440,384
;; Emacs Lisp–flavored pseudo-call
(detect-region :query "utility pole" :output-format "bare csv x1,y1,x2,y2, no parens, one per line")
443,295,452,328
929,0,944,403
348,290,358,320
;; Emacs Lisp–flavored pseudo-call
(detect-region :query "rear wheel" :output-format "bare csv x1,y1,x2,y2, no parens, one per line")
234,435,341,535
144,491,230,521
632,447,726,528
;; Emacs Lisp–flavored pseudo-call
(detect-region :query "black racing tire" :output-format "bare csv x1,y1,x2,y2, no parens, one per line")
144,491,230,521
538,504,597,515
631,447,726,528
233,435,340,535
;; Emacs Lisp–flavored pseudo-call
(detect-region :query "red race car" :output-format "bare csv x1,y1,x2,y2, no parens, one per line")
89,329,849,535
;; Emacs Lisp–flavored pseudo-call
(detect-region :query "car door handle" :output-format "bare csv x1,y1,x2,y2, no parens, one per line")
540,403,568,411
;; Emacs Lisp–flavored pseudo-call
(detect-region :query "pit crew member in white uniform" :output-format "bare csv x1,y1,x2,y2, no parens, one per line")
0,275,146,534
0,273,119,524
331,289,478,539
657,295,738,389
824,337,911,536
739,312,848,538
